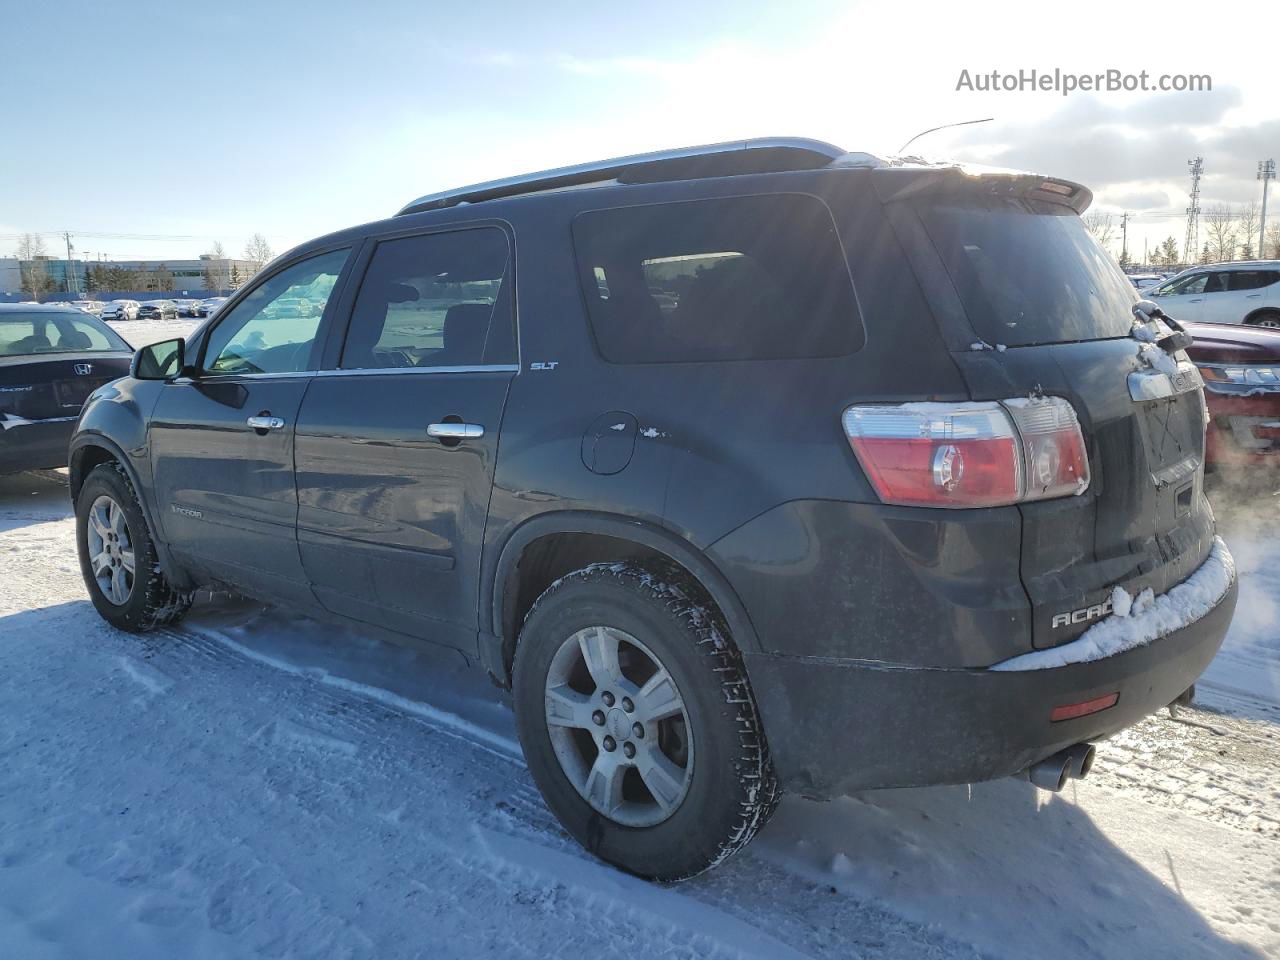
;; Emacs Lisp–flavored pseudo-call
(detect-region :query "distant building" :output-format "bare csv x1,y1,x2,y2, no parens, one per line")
3,255,260,297
0,258,21,295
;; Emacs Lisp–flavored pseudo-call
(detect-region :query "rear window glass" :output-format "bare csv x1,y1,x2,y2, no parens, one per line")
0,312,131,357
916,198,1136,347
573,194,863,363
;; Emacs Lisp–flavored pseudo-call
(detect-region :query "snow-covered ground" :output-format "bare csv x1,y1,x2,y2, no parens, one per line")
1,468,1277,957
108,317,201,350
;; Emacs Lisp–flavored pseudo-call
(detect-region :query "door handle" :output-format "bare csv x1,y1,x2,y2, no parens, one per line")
427,422,484,440
246,415,286,430
1246,293,1263,298
1188,298,1203,303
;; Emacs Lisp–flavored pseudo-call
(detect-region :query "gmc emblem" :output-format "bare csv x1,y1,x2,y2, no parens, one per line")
74,363,93,375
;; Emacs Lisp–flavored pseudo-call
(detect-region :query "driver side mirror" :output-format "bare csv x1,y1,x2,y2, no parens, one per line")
131,338,186,381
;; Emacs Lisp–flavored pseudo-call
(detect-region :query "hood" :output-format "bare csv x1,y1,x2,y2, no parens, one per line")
1184,321,1280,364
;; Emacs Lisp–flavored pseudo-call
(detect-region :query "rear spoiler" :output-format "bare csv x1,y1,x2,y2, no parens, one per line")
868,165,1093,215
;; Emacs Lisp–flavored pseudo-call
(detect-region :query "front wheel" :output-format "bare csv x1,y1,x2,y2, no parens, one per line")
1247,310,1280,329
512,563,779,881
76,462,190,632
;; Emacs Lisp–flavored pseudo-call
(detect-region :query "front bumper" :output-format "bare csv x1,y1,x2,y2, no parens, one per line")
0,417,77,473
746,570,1237,798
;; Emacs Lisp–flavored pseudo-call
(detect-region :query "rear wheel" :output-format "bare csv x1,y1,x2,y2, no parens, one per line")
512,562,779,881
76,462,190,632
1247,310,1280,329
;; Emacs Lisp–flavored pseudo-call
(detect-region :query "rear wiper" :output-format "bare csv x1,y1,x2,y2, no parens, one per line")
1132,301,1194,354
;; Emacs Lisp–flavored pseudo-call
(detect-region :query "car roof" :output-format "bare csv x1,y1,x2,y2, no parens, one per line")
0,302,84,313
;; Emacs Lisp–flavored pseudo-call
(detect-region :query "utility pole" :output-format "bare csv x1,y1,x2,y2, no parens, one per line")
1120,212,1130,264
63,231,78,295
1259,160,1275,259
1184,157,1203,265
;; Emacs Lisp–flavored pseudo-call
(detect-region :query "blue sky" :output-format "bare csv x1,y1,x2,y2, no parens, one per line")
2,0,1275,262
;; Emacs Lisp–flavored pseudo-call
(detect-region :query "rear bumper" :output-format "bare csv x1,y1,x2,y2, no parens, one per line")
0,417,76,473
746,571,1237,797
1205,392,1280,466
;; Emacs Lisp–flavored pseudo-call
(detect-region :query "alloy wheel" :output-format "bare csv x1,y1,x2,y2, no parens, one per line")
543,625,694,827
86,495,135,605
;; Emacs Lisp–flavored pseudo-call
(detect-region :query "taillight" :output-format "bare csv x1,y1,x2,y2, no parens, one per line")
842,398,1090,508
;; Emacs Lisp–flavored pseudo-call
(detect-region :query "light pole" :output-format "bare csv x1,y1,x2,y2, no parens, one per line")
1259,160,1275,260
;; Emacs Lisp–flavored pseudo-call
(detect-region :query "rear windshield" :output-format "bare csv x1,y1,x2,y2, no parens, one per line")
0,312,131,357
573,193,864,363
917,198,1136,347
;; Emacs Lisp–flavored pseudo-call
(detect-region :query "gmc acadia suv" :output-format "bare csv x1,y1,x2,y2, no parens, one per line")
69,138,1238,880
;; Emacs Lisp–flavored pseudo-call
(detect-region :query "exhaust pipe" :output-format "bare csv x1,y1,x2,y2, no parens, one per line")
1022,743,1097,792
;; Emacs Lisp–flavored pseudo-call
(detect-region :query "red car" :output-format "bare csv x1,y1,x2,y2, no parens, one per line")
1185,321,1280,468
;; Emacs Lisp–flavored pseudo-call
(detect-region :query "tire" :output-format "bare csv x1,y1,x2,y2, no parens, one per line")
512,562,780,881
75,461,191,632
1247,310,1280,329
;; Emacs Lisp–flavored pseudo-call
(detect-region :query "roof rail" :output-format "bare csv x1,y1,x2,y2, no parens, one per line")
395,137,847,216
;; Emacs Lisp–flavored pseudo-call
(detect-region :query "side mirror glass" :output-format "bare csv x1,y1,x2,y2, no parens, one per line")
132,338,186,380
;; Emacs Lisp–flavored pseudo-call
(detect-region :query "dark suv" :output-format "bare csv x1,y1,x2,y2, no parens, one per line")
69,138,1237,880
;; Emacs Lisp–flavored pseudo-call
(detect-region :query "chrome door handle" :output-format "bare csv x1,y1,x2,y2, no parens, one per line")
1188,298,1203,302
427,422,484,439
246,416,286,430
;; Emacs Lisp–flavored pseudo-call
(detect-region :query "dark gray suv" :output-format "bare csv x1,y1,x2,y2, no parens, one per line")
69,138,1238,880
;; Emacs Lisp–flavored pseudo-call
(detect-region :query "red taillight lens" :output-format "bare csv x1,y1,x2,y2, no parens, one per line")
842,398,1090,508
842,403,1022,507
1003,398,1091,500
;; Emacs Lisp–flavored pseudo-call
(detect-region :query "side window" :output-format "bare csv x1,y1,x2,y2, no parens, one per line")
1203,272,1227,294
339,227,513,370
1166,273,1208,296
1227,270,1276,291
572,194,863,363
202,248,349,375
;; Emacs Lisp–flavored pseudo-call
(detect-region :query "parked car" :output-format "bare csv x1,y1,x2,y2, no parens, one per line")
1125,273,1165,290
171,299,201,318
68,138,1237,881
264,296,311,318
0,304,133,473
1185,321,1280,468
1145,262,1280,327
136,300,179,321
101,300,140,322
70,300,106,315
197,297,228,318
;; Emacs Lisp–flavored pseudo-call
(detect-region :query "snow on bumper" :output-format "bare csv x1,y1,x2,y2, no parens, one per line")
992,537,1236,672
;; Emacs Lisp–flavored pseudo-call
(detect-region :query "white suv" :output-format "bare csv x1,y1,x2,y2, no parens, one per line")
1146,262,1280,327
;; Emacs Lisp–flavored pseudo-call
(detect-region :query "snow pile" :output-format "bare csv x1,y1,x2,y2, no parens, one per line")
992,537,1236,671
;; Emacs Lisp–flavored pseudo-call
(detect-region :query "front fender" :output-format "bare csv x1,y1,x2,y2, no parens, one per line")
70,378,192,589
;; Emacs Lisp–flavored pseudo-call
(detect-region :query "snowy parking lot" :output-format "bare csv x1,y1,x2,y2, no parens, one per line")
0,325,1277,957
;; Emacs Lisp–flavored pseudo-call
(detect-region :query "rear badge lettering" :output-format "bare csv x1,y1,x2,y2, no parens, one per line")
1051,599,1114,630
529,361,559,371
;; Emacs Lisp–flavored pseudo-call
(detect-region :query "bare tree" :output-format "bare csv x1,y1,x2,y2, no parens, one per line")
15,233,53,301
202,241,230,291
1266,222,1280,260
243,234,275,276
1236,202,1260,260
1203,204,1238,263
1083,211,1116,251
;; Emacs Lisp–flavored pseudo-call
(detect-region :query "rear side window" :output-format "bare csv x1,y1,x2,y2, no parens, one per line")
0,312,130,357
917,198,1137,347
1227,270,1280,291
340,227,513,370
573,194,863,363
